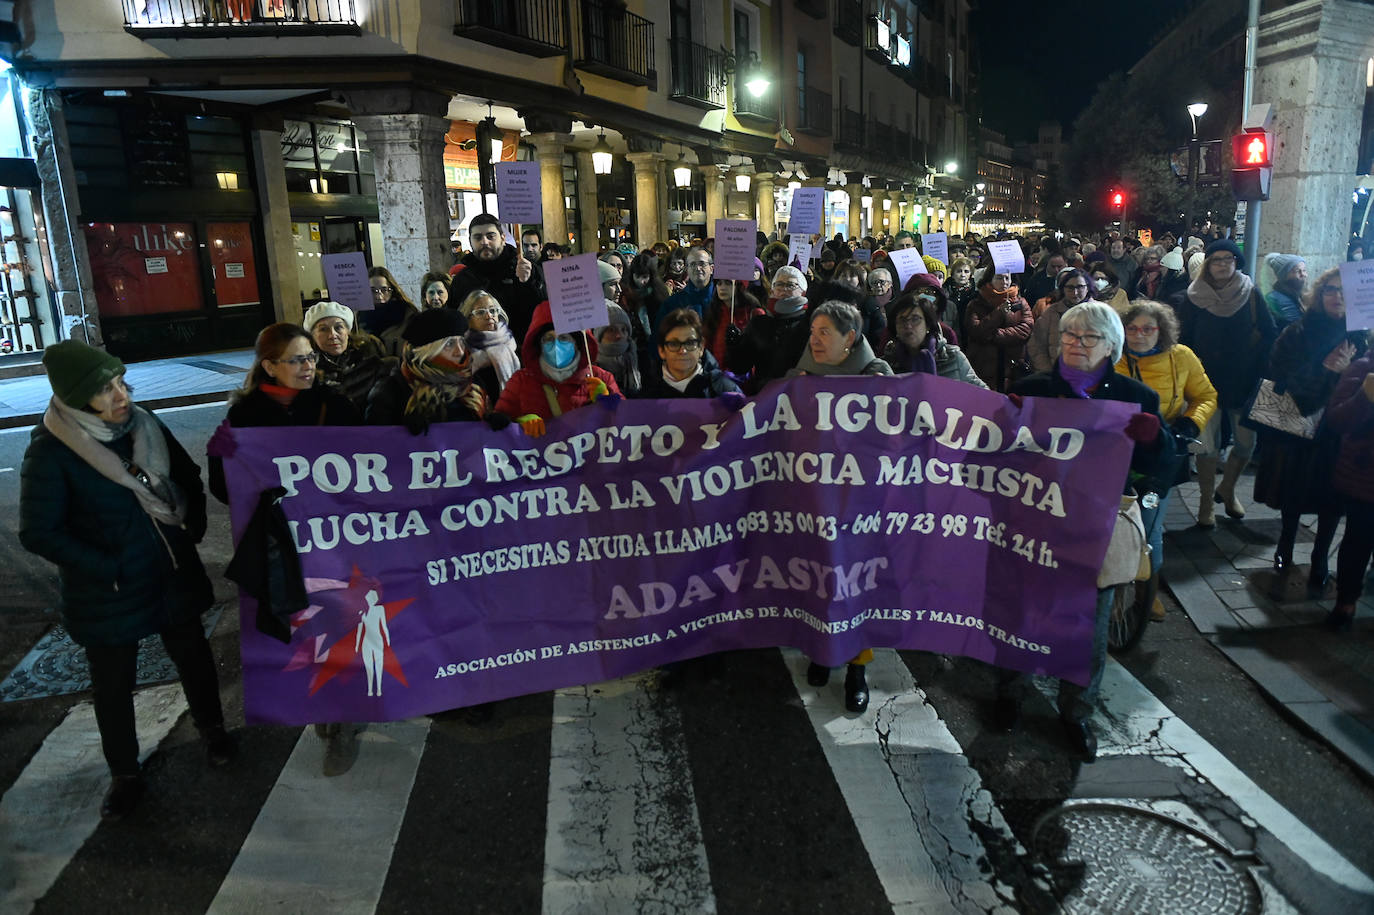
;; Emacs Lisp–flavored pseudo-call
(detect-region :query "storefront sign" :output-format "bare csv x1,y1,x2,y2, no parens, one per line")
1340,259,1374,330
223,376,1136,724
548,252,609,333
788,187,825,235
987,240,1027,276
321,252,371,312
495,162,542,225
713,218,758,281
922,232,949,265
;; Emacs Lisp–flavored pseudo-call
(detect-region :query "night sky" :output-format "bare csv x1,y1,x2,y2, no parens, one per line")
971,0,1196,143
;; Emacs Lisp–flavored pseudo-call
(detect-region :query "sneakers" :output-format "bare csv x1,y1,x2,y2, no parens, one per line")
100,775,144,822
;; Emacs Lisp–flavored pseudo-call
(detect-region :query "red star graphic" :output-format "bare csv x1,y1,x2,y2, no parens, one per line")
295,565,416,696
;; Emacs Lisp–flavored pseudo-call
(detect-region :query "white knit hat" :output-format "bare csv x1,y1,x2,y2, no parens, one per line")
303,301,354,333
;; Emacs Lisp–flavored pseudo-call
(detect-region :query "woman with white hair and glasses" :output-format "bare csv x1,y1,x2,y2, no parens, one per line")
994,301,1175,763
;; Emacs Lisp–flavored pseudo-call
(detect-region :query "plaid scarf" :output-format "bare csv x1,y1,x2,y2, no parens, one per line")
401,338,488,428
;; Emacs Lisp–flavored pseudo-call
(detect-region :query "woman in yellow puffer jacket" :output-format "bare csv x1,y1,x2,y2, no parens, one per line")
1116,299,1219,618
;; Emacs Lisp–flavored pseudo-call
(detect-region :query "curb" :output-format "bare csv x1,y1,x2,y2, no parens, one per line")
0,391,230,430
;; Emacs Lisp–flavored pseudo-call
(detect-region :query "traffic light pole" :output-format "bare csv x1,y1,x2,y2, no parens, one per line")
1241,0,1261,260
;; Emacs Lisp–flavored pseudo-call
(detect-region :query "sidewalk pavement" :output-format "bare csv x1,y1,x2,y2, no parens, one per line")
0,353,1371,781
0,349,254,429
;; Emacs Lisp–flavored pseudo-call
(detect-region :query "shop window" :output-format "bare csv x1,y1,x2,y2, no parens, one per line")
282,118,374,196
82,221,206,317
207,221,260,307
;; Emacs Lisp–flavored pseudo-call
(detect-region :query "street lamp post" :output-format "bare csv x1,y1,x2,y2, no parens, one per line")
1184,102,1207,240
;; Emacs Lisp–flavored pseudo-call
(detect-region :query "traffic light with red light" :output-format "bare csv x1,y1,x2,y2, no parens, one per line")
1231,129,1273,200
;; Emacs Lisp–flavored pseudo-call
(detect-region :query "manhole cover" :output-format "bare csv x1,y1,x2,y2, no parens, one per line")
1031,802,1263,914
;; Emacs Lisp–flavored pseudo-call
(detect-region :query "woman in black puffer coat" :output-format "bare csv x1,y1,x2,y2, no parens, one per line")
304,300,395,414
20,341,234,822
1253,266,1367,599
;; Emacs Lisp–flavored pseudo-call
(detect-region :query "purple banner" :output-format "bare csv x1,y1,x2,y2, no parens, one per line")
223,375,1136,725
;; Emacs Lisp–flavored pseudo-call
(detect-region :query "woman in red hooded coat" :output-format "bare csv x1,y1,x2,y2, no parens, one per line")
496,301,622,436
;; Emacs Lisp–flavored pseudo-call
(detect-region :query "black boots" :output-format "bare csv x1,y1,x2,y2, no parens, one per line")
100,775,144,822
844,664,869,713
806,662,831,687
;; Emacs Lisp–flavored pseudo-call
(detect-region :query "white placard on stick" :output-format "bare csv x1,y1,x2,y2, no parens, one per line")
1340,259,1374,331
321,252,371,311
922,232,948,265
788,187,825,236
495,162,542,224
713,218,758,281
787,234,812,269
987,239,1027,276
548,253,609,333
886,247,926,290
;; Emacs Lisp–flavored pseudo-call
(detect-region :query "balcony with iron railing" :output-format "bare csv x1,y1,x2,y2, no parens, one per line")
797,86,832,136
575,0,657,88
835,107,863,150
454,0,565,57
734,87,776,123
833,0,862,45
669,37,726,109
122,0,361,37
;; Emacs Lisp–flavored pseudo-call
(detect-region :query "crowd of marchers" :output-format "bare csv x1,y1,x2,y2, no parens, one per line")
16,214,1374,824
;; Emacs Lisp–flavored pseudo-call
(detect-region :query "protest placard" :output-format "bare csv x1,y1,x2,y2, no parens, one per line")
987,239,1027,276
713,218,758,281
1340,259,1374,330
787,234,812,269
788,186,825,236
886,247,926,289
922,232,948,265
321,252,371,311
547,252,609,333
495,162,542,224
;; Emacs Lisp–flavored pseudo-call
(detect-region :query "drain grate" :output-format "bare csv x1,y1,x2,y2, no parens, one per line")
1031,802,1263,914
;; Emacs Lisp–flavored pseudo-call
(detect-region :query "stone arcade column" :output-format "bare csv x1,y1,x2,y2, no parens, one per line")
350,89,451,305
754,172,776,237
526,121,572,249
626,138,665,251
699,163,726,234
1256,0,1374,274
869,187,888,237
574,150,600,253
248,114,303,323
845,173,865,242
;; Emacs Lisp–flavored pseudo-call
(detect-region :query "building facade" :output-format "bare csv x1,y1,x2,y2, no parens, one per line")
2,0,975,363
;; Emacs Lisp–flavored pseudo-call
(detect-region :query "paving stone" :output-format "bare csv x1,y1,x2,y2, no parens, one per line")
1232,606,1290,629
1282,700,1374,778
1210,637,1329,704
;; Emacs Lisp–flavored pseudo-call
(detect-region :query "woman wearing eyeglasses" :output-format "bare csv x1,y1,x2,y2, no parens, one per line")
637,309,740,399
726,265,813,394
996,302,1175,762
456,290,519,403
1253,267,1366,600
210,323,361,504
1028,268,1096,373
360,267,420,357
1116,301,1218,619
882,291,986,388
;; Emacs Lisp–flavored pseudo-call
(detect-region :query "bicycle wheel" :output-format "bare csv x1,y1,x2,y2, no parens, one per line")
1107,579,1151,655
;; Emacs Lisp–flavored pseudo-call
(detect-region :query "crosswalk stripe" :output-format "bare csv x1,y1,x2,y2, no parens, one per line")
543,673,717,914
0,683,187,913
1094,660,1374,895
785,649,1024,914
207,719,430,914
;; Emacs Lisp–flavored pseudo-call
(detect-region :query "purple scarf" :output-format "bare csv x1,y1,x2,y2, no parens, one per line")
1058,356,1110,399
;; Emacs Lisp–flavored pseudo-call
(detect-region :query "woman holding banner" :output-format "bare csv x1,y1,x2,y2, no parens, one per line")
788,300,893,713
367,309,505,435
996,302,1174,762
495,301,622,437
636,309,740,399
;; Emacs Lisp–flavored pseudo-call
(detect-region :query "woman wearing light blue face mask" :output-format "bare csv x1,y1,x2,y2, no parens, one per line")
495,300,622,437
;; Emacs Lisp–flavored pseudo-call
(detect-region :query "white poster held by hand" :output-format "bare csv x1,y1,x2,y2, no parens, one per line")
788,187,825,236
786,234,812,269
922,232,948,265
1340,259,1374,330
321,252,371,311
987,239,1027,276
886,247,926,290
495,162,542,224
713,218,758,281
548,253,609,334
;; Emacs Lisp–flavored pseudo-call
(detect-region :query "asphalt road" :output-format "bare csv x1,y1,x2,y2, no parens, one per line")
1,402,1371,912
